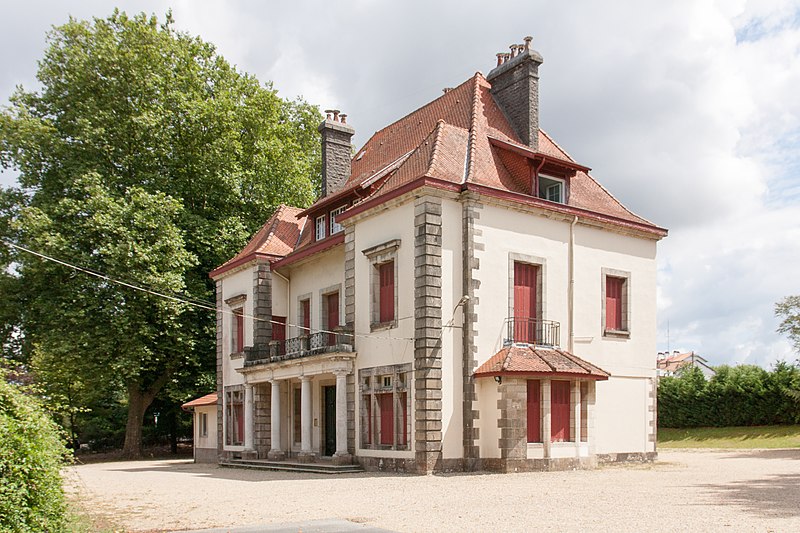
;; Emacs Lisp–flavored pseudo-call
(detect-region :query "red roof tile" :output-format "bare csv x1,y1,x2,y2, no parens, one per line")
211,205,307,277
474,346,610,380
181,393,218,409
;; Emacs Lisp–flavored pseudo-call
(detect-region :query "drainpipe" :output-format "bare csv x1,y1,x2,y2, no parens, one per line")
568,216,578,353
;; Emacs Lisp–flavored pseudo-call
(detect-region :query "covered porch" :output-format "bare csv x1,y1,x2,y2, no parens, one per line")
232,350,357,465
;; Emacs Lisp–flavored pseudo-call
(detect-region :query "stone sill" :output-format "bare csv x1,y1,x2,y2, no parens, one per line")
603,329,630,339
370,320,398,332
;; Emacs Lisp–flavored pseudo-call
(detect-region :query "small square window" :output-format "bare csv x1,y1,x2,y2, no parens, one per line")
382,376,392,388
538,175,565,204
315,215,326,241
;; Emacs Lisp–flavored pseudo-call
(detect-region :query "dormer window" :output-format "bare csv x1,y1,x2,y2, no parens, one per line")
538,175,565,204
330,205,347,234
315,215,326,241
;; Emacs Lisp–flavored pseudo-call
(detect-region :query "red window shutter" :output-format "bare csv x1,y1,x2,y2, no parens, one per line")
379,262,395,323
366,398,372,445
527,380,541,443
606,277,623,330
379,393,394,445
272,316,286,342
235,310,244,352
327,292,339,345
551,381,571,442
514,262,538,343
234,402,244,445
399,391,407,446
301,299,310,333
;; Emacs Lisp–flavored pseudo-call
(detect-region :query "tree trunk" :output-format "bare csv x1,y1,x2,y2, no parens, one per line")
122,383,148,459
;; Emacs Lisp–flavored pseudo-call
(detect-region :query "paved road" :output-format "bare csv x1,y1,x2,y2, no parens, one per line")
64,449,800,532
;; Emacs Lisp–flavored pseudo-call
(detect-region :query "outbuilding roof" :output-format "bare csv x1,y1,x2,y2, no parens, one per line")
474,345,610,381
181,393,218,410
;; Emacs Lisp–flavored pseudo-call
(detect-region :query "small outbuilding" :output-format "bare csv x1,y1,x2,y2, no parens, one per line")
182,393,218,463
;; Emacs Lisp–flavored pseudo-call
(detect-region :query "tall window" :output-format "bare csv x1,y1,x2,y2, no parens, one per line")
199,412,208,438
513,261,540,343
299,299,311,335
602,270,630,336
315,215,326,241
379,261,395,324
330,205,347,234
225,389,244,446
231,308,244,353
526,380,541,443
272,316,286,341
551,380,571,442
360,364,410,450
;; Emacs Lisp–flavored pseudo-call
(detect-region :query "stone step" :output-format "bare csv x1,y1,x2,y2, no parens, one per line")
220,459,363,475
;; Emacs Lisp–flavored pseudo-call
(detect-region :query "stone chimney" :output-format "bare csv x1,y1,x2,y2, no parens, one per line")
486,36,543,150
318,109,355,197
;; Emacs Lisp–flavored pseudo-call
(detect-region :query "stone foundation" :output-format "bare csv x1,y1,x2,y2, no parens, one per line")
597,451,657,464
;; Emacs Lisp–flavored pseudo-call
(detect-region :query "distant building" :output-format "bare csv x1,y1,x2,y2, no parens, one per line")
657,351,715,378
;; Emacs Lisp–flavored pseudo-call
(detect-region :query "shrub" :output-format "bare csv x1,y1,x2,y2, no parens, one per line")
0,380,68,532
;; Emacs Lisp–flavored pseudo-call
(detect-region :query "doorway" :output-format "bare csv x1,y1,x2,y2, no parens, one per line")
323,385,336,456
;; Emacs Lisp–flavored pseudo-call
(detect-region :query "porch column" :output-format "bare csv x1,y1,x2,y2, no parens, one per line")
268,379,284,460
299,375,315,461
332,370,351,464
243,383,255,452
572,381,581,456
542,379,551,459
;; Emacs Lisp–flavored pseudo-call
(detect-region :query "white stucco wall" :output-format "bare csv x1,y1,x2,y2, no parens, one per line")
281,248,345,338
194,404,218,450
220,266,254,390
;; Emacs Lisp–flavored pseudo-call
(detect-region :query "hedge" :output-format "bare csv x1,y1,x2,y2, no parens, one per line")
0,380,68,532
658,361,800,428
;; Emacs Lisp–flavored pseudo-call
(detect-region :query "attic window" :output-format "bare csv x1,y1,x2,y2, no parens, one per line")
330,205,347,234
538,175,565,204
315,215,326,241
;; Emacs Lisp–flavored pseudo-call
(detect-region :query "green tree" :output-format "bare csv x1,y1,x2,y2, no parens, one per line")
0,10,321,458
777,295,800,408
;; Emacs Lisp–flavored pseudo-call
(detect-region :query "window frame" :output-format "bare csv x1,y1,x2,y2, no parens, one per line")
329,205,347,235
537,174,565,204
362,239,401,331
224,387,244,447
199,412,208,438
315,214,326,241
359,364,411,451
232,307,244,354
601,268,631,338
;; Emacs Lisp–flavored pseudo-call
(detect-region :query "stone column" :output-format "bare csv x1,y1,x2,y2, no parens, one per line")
542,379,552,459
299,376,315,462
268,380,284,460
244,383,255,455
332,371,351,465
572,381,581,456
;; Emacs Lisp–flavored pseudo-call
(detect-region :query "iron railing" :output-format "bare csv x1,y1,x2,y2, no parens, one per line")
503,317,560,348
244,327,354,366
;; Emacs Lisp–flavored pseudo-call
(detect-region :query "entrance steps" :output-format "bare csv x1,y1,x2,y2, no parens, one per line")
220,458,363,475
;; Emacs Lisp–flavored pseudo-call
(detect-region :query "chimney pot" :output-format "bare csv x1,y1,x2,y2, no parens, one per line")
340,113,347,124
332,109,340,121
496,53,503,67
509,45,516,58
524,36,533,50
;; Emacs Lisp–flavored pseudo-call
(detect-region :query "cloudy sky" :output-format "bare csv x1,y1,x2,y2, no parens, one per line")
2,0,799,368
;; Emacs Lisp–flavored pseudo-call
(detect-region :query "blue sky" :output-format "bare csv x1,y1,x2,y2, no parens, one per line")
2,0,799,368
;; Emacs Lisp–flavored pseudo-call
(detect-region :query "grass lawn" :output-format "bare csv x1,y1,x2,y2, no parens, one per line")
659,425,800,449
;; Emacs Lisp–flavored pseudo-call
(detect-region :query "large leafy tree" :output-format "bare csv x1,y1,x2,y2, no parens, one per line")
777,295,800,405
0,10,321,457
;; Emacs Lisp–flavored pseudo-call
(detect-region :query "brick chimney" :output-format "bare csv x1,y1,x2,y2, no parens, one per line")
318,109,355,197
486,36,543,150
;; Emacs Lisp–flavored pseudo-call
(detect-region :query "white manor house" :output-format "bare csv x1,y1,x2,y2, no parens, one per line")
209,37,667,473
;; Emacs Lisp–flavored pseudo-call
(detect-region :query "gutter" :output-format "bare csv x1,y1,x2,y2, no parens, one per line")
568,215,578,353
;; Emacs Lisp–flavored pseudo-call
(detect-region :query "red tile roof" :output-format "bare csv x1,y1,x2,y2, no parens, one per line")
474,346,610,380
210,205,307,278
181,393,218,410
303,72,665,238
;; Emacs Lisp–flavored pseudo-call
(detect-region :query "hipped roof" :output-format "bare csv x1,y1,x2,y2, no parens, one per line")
474,345,610,381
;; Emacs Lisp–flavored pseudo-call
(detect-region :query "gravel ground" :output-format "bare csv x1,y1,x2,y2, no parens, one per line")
64,449,800,532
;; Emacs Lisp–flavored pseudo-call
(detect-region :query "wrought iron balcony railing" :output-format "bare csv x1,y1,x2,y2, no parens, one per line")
503,317,560,348
243,327,354,367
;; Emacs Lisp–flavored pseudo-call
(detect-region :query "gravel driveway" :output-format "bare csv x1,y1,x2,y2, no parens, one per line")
64,449,800,532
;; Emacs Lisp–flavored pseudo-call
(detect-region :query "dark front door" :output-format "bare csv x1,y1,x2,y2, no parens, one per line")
323,385,336,456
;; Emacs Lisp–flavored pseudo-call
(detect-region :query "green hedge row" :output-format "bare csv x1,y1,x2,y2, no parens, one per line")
0,380,67,532
658,361,800,428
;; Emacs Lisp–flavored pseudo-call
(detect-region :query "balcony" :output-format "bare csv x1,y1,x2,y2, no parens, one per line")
243,328,354,367
503,317,560,348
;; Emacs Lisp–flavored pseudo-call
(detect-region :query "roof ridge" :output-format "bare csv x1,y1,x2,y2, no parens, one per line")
465,72,483,183
425,119,447,177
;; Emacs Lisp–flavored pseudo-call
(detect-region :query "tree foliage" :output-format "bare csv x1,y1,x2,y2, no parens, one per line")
776,295,800,353
0,10,322,457
658,362,800,428
0,380,68,532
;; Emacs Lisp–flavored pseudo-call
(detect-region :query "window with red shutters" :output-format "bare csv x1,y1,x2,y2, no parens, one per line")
300,299,310,335
225,389,244,446
232,308,244,353
378,393,394,445
379,261,395,323
360,365,410,450
514,262,539,343
551,380,571,442
527,380,541,443
605,276,624,331
326,292,339,345
272,316,286,341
